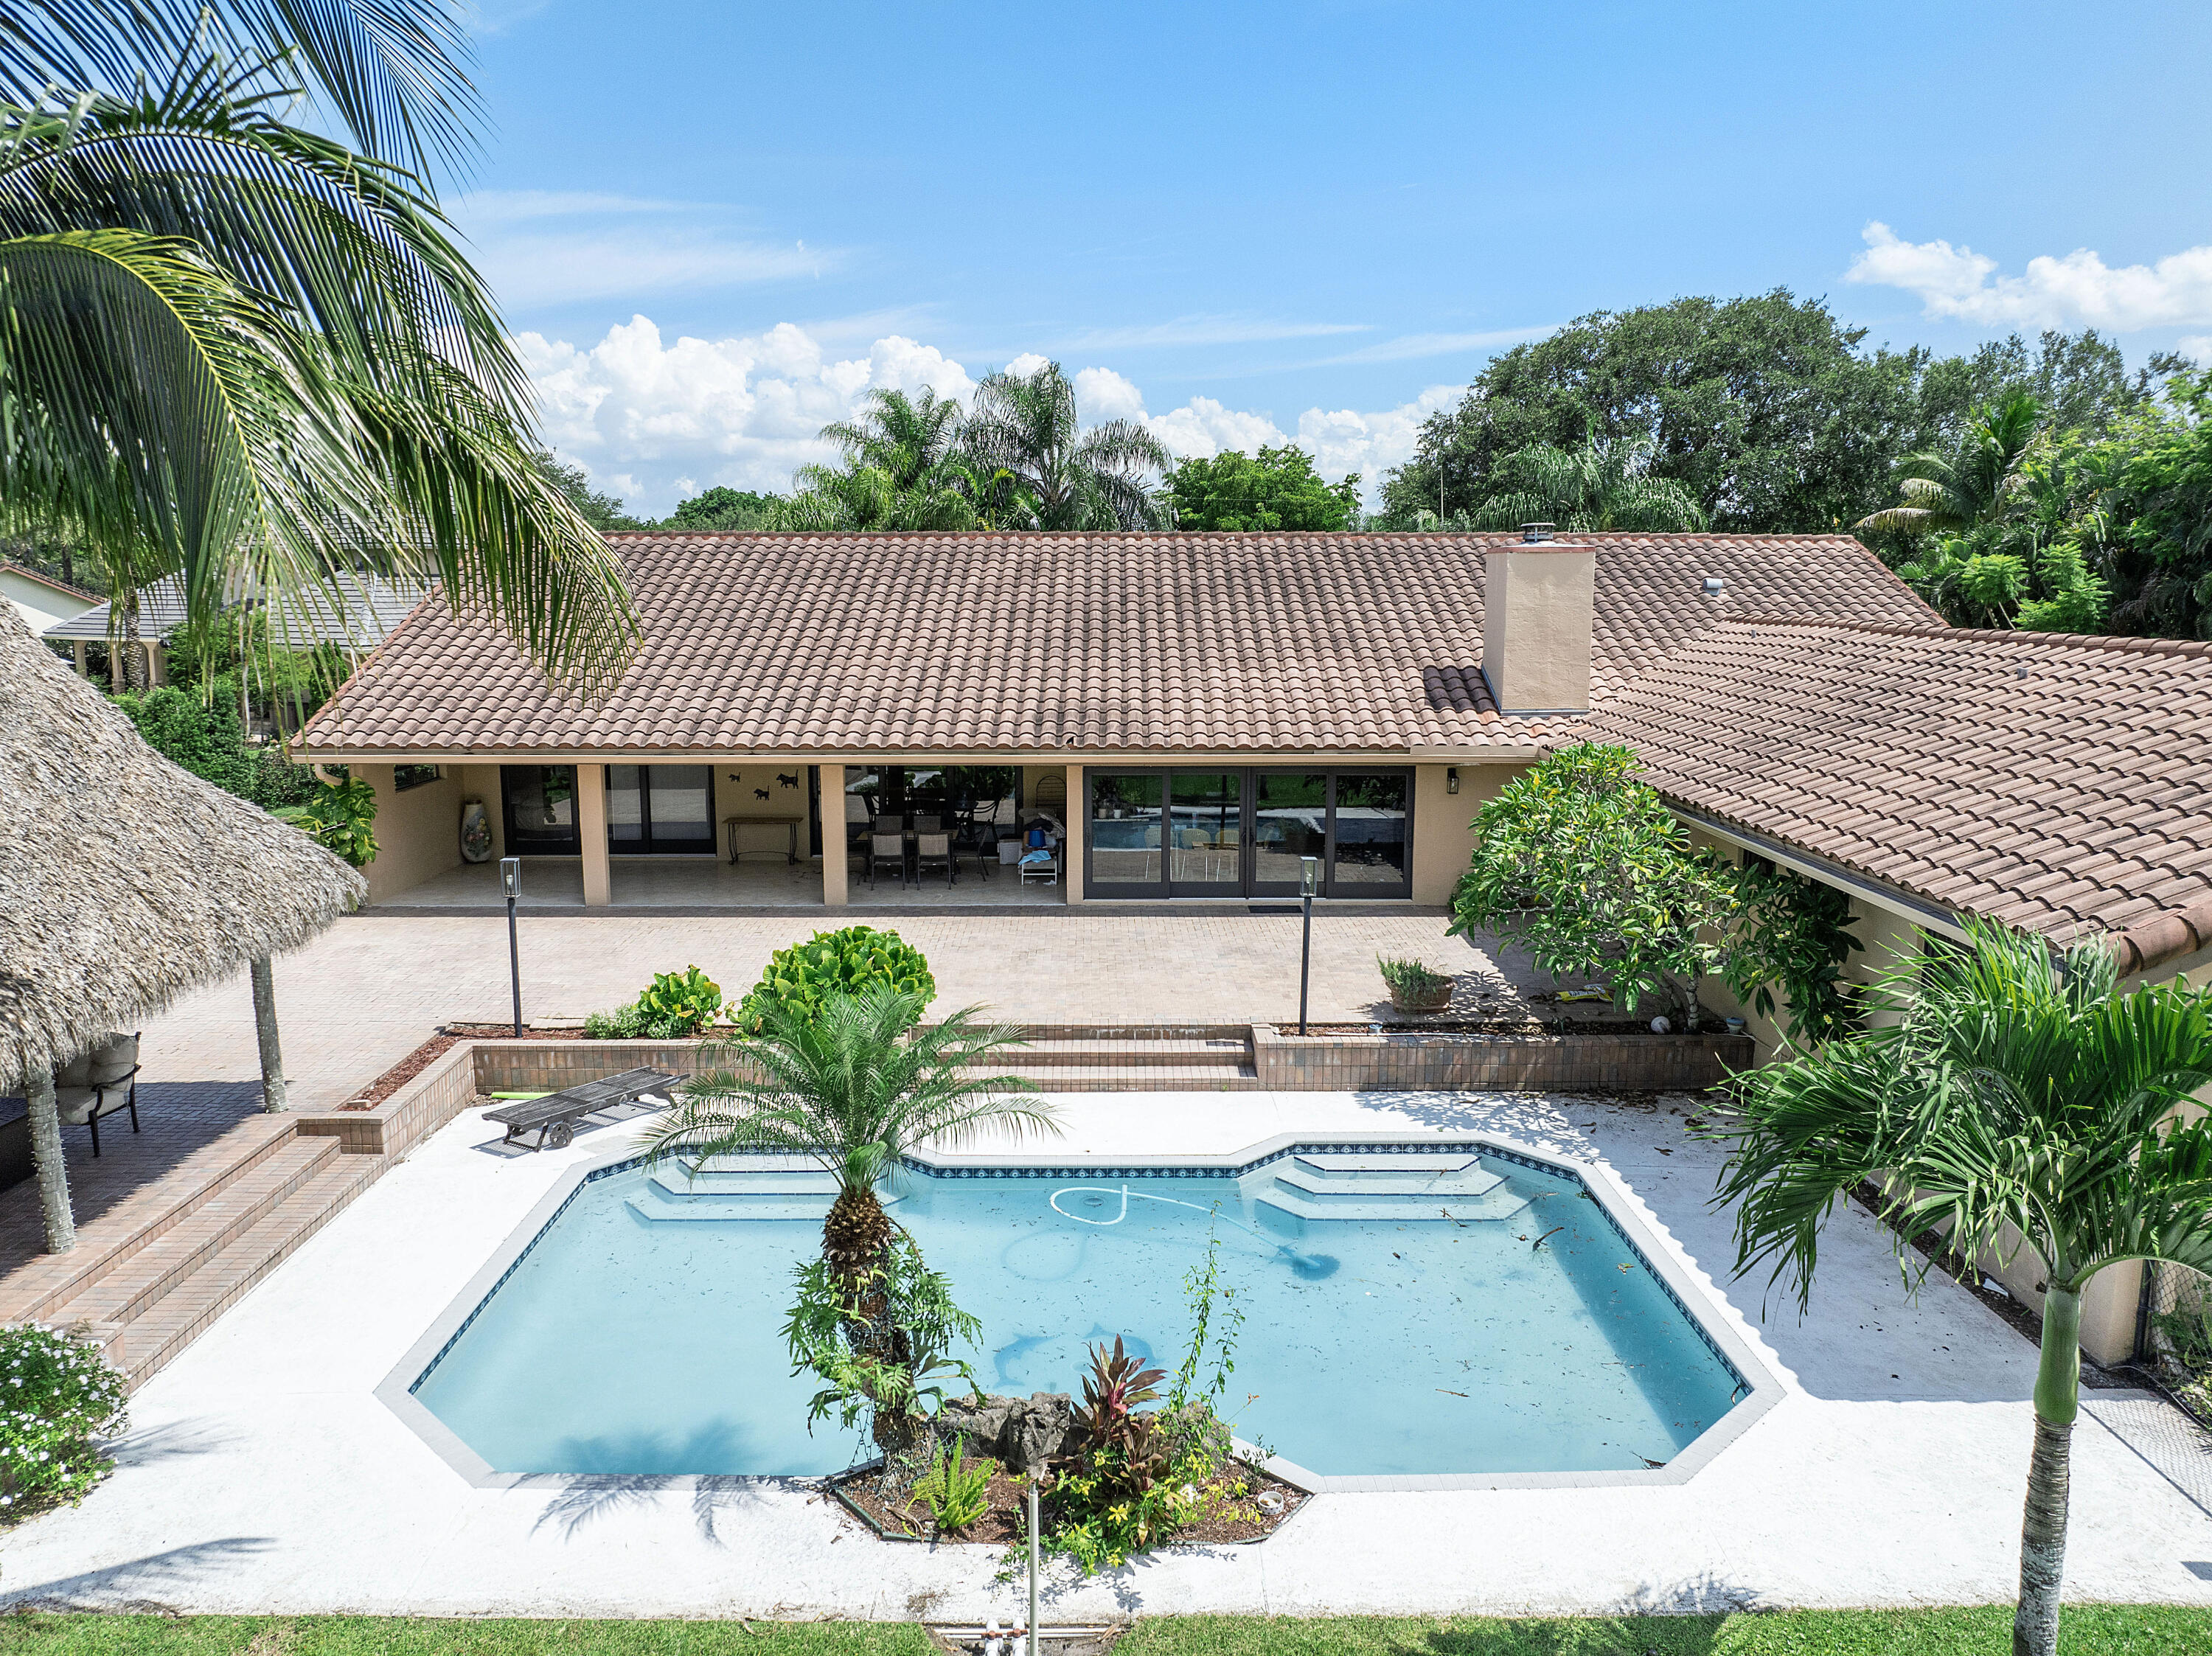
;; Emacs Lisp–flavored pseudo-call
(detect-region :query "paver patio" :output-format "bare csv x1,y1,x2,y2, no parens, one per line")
1,1088,2207,1618
133,910,1529,1112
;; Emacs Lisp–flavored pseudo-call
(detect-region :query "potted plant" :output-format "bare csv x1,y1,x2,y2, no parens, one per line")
1378,956,1453,1015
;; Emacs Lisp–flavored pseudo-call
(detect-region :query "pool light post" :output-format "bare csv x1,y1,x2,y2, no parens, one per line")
1026,1477,1040,1655
1298,855,1319,1035
501,857,523,1037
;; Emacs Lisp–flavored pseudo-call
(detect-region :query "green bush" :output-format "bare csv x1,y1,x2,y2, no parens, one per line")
273,776,378,868
734,926,934,1032
583,966,724,1040
0,1325,129,1517
912,1438,996,1534
1377,956,1449,996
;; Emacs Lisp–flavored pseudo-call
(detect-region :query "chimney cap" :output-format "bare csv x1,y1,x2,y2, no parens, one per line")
1702,574,1726,596
1520,521,1556,543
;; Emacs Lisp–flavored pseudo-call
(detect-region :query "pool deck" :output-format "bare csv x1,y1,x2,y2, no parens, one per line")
4,1088,2210,1619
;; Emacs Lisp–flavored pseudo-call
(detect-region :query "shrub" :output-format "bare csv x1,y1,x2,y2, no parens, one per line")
583,966,724,1040
734,926,934,1033
274,775,378,867
1377,956,1450,997
0,1325,129,1517
912,1438,996,1534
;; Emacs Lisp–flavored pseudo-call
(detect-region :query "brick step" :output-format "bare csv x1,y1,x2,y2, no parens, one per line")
969,1065,1263,1090
3,1114,302,1324
55,1136,344,1329
993,1039,1252,1069
93,1153,386,1391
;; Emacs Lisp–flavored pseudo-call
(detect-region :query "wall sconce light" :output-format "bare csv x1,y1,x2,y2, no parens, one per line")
1446,767,1460,796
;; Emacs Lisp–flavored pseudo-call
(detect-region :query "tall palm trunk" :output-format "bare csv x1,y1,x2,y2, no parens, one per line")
2014,1284,2081,1656
120,590,145,692
821,1181,917,1451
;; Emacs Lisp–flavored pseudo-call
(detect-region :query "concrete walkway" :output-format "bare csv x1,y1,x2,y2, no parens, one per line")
139,910,1524,1111
3,1089,2207,1618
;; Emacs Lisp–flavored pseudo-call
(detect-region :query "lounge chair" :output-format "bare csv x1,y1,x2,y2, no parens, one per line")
53,1031,142,1156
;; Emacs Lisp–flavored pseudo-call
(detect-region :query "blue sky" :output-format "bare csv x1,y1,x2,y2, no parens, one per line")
454,0,2212,513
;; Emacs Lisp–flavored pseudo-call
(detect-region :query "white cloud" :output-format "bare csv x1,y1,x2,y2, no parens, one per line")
456,191,832,310
2181,335,2212,366
526,316,1464,515
1846,220,2212,330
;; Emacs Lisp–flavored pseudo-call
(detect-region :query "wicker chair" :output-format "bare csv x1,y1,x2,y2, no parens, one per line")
867,832,907,888
913,831,954,888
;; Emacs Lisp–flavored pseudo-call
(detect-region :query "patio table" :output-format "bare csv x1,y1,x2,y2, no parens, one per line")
723,815,801,864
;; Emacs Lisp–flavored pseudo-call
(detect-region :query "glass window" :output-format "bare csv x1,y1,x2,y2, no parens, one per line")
1329,773,1409,890
501,765,577,855
1169,773,1242,888
1088,773,1164,886
1252,772,1328,888
393,763,442,792
607,765,645,846
649,765,715,847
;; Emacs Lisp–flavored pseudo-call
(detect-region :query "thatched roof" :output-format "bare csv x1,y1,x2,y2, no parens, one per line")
0,608,366,1088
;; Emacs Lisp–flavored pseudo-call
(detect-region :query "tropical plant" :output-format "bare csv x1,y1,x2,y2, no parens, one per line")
274,773,378,867
0,1323,130,1516
583,965,725,1040
1857,391,2045,540
1463,440,1707,534
1709,919,2212,1656
1377,956,1450,999
112,679,317,811
656,486,782,532
784,1231,982,1453
961,361,1172,530
0,6,638,701
1723,862,1863,1048
731,925,936,1034
655,984,1055,1281
911,1437,997,1534
1170,1224,1247,1409
1449,743,1742,1024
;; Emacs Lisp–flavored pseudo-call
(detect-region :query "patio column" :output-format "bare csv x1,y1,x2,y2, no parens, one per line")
1063,762,1085,902
251,954,288,1112
70,641,86,677
820,763,848,906
577,762,611,906
26,1065,75,1255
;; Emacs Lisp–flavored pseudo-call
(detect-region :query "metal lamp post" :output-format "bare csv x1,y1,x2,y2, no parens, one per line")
501,856,523,1037
1298,855,1318,1035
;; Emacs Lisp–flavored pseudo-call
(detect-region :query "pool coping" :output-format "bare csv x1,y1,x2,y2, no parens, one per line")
375,1130,1785,1495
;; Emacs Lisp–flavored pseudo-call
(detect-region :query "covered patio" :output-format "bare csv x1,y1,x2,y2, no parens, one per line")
372,852,1071,912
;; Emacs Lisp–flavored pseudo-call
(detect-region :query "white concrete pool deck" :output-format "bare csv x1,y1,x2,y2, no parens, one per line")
4,1088,2211,1619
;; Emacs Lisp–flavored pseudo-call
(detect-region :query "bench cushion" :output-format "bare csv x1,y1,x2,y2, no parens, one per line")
88,1033,138,1085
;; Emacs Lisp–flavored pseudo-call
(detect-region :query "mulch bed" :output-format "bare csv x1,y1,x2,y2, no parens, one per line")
832,1457,1306,1548
335,1025,599,1110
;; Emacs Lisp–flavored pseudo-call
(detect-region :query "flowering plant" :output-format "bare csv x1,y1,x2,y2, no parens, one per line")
0,1324,128,1516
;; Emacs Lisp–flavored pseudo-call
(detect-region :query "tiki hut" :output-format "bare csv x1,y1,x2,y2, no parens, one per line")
0,608,365,1253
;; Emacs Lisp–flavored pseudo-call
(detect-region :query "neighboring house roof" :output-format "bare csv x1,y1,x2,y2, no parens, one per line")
1,560,102,633
296,531,1930,757
41,571,428,650
1592,616,2212,977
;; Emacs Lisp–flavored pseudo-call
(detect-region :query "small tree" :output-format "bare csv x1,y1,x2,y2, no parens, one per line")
1710,921,2212,1656
1450,744,1739,1023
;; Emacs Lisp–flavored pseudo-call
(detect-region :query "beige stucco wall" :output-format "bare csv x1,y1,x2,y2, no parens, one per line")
358,762,462,905
1482,545,1596,714
1411,762,1524,906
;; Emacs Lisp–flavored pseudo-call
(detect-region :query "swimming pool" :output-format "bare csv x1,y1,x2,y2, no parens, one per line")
393,1138,1766,1488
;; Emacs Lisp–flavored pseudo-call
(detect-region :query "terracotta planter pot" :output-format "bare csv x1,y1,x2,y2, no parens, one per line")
1389,982,1453,1015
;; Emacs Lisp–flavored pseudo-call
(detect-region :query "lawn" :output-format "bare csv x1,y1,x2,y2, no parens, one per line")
1,1610,2208,1655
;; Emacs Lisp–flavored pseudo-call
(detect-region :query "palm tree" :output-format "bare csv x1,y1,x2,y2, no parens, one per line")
819,387,965,492
650,985,1061,1278
961,360,1171,530
1857,389,2045,540
0,6,638,698
1464,440,1706,533
776,387,982,531
1711,920,2212,1656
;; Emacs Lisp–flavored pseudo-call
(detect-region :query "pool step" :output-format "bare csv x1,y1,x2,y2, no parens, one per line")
1253,1183,1530,1224
630,1164,905,1223
1253,1155,1527,1224
1293,1153,1484,1175
625,1189,831,1224
1273,1164,1505,1202
648,1169,840,1200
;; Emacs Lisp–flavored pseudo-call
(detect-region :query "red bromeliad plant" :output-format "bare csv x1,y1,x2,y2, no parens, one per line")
1068,1337,1169,1499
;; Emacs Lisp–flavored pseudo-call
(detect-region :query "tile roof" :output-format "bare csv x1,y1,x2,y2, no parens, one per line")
0,560,100,603
296,531,1930,759
42,572,428,648
1592,616,2212,975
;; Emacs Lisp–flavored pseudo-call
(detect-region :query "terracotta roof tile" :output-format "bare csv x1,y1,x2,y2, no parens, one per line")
299,530,1928,759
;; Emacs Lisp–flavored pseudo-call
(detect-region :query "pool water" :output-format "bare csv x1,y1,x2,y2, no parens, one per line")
410,1149,1746,1479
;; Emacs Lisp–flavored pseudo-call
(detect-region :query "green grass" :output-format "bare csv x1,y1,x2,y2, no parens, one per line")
1,1610,2208,1656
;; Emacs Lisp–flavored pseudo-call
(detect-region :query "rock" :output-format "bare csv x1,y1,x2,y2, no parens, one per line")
938,1391,1073,1472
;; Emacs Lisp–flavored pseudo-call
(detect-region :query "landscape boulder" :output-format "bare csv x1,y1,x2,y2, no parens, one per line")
940,1391,1074,1471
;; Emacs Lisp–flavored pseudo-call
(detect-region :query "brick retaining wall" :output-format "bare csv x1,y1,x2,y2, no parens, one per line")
1251,1024,1753,1092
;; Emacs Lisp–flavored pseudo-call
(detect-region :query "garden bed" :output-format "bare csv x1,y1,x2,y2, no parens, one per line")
830,1456,1306,1548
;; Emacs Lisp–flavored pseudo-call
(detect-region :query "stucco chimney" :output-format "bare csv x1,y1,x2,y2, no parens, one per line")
1481,526,1596,716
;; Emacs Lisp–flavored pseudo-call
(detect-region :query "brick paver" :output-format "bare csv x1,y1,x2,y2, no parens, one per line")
133,909,1530,1110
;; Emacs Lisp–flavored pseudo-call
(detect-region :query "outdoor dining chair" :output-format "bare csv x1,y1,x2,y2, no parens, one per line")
52,1030,142,1156
867,832,908,888
913,831,954,888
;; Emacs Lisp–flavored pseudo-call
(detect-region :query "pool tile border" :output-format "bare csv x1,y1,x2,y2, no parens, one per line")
375,1127,1784,1495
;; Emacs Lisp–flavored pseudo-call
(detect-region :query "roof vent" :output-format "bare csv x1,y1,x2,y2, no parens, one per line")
1702,574,1725,596
1520,521,1555,543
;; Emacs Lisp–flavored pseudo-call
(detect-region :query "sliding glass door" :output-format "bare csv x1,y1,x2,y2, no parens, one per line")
1085,768,1413,899
500,765,580,855
607,765,717,855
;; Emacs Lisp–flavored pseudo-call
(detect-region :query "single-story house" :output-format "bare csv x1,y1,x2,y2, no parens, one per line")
2,560,100,637
292,529,1933,908
44,571,430,689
